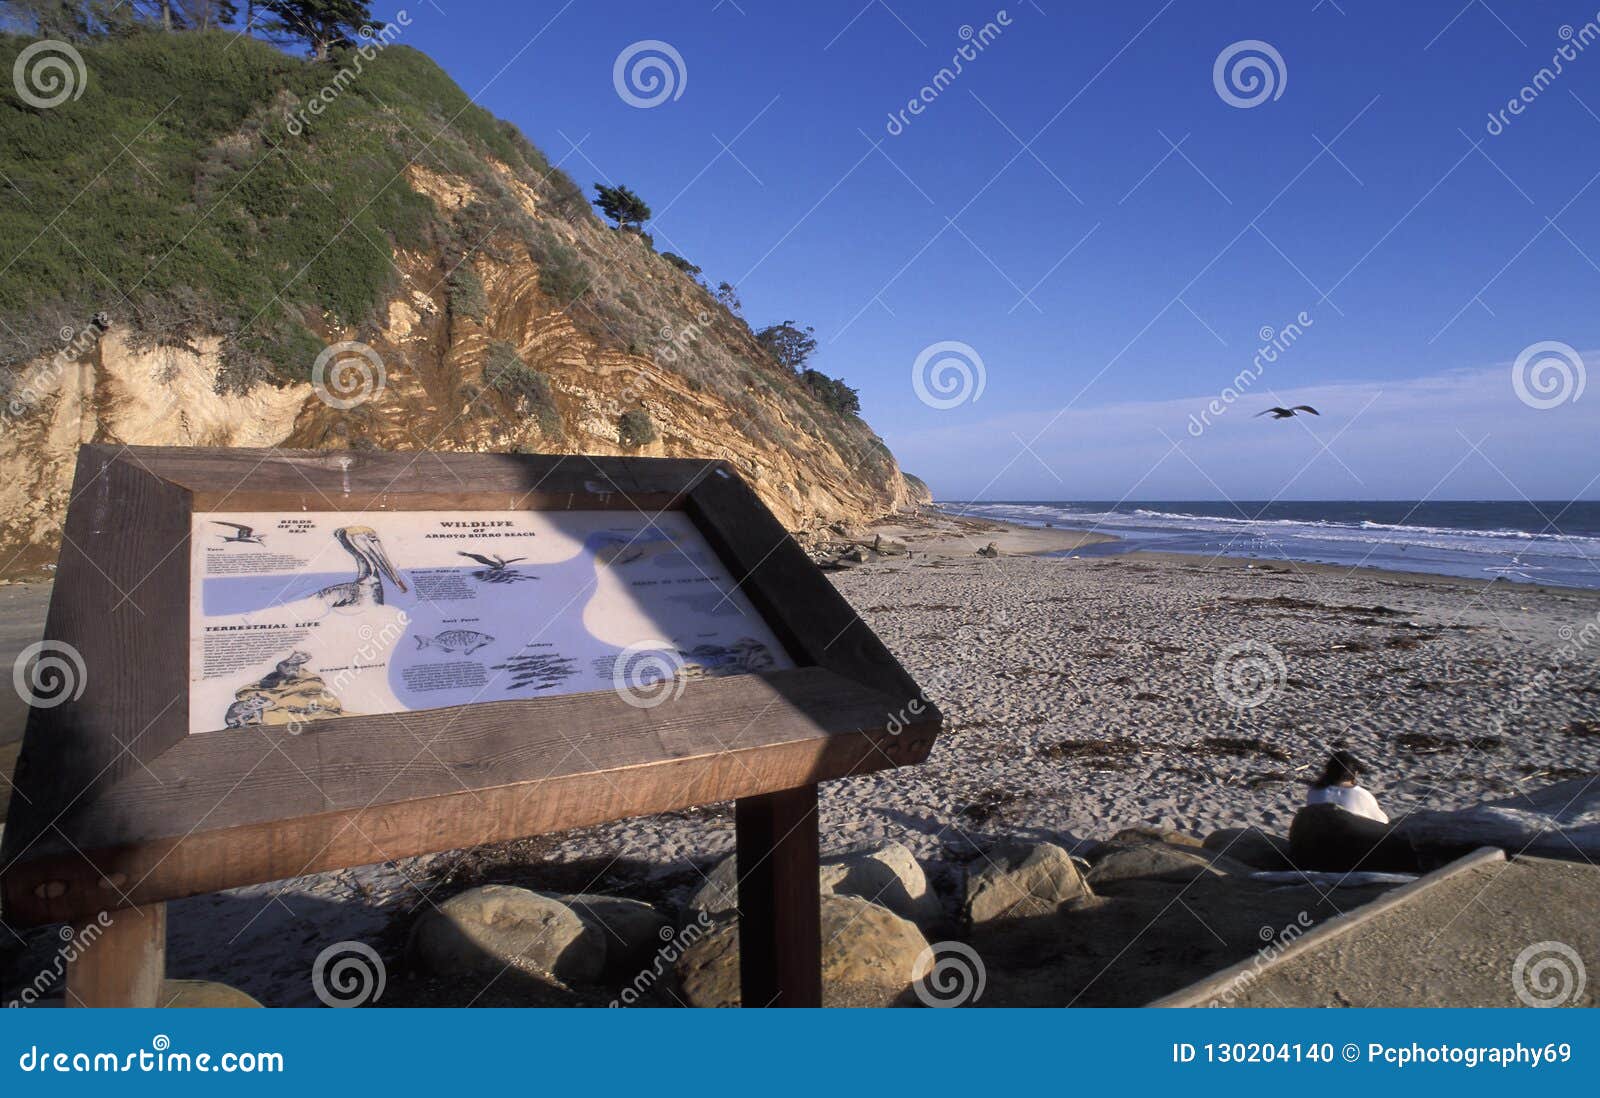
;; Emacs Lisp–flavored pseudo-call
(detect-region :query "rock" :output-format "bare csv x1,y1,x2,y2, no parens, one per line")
1203,827,1294,870
839,545,870,563
677,894,931,1007
1087,842,1251,887
560,894,673,981
872,534,909,556
965,841,1091,923
686,855,740,922
1112,826,1204,849
976,542,999,558
409,885,604,987
692,842,941,928
1397,776,1600,860
819,841,942,926
160,979,262,1008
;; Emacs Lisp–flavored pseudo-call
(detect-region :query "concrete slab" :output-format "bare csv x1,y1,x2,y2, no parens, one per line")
1154,850,1598,1007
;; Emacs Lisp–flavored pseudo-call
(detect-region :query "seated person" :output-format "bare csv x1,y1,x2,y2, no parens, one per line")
1288,749,1419,873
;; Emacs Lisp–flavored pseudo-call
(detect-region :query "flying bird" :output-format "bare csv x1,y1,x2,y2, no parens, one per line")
458,551,526,571
1255,405,1320,419
212,521,265,545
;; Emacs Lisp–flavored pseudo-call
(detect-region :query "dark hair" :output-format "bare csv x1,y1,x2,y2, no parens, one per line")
1314,749,1365,788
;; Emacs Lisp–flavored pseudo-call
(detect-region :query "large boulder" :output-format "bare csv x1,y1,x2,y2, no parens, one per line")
689,842,942,928
1203,827,1294,870
160,980,261,1008
560,894,674,982
964,841,1091,924
409,885,605,987
820,841,942,926
677,894,932,1007
1087,842,1251,887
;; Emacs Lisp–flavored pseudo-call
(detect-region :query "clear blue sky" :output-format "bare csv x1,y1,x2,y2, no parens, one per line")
388,1,1600,501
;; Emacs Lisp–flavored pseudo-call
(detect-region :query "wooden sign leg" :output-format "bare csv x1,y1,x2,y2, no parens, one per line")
735,783,822,1007
64,902,166,1007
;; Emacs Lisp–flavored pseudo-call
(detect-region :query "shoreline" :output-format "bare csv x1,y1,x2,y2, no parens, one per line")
919,507,1600,598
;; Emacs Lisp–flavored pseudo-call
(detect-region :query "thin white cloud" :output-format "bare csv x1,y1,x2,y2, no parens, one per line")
893,362,1599,500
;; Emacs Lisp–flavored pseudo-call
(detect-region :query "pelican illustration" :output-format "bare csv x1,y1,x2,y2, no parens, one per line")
213,521,265,545
316,526,408,608
458,551,526,571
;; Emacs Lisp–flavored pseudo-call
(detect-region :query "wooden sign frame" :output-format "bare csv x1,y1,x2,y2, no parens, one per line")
0,445,941,1007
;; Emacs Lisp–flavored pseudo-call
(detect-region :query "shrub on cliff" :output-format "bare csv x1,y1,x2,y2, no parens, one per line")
617,409,657,449
447,267,488,323
484,340,559,438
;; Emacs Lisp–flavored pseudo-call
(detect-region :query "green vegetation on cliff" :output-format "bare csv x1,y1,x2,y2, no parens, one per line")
0,30,585,388
0,25,903,505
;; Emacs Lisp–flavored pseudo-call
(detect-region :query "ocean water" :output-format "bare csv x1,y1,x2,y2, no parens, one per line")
941,500,1600,591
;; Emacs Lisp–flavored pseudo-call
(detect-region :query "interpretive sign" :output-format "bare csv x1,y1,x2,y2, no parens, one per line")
1,445,941,1008
190,509,792,734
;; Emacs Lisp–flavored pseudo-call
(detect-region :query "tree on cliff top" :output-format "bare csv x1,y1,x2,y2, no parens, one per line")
260,0,373,59
592,183,651,231
755,320,816,372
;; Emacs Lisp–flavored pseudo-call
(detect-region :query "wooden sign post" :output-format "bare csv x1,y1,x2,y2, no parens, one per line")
0,446,939,1007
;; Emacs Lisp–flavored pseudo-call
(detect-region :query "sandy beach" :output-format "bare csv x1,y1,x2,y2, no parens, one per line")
3,514,1597,1006
539,515,1600,868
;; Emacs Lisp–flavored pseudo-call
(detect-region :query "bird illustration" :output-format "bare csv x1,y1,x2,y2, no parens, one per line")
213,521,265,545
316,526,408,608
457,551,526,571
1255,405,1320,419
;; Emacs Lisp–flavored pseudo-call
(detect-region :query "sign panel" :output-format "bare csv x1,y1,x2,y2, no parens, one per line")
187,508,794,734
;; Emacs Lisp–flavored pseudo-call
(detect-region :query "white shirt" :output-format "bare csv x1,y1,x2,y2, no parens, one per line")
1306,783,1389,824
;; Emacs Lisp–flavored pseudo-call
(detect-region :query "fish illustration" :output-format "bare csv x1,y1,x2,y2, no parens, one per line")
415,629,495,655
